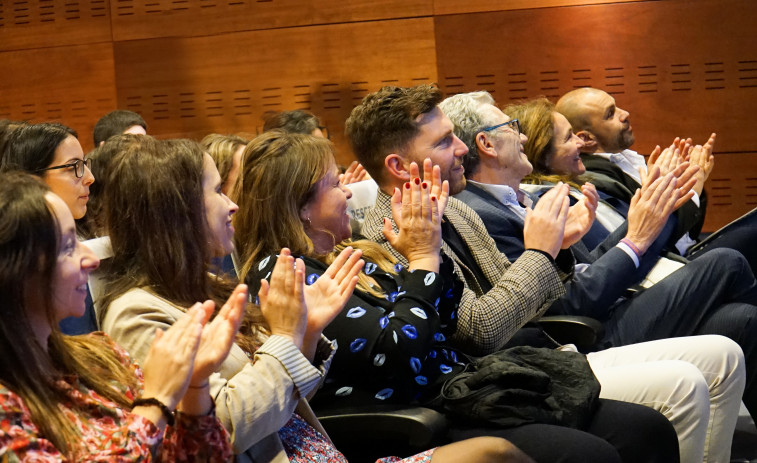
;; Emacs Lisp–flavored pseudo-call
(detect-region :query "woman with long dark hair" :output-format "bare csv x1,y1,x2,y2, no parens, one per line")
0,172,236,460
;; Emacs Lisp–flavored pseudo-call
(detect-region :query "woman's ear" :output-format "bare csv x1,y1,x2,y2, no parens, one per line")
299,202,311,224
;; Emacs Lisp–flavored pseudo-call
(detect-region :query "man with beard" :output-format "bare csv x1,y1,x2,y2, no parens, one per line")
557,87,757,275
344,84,711,463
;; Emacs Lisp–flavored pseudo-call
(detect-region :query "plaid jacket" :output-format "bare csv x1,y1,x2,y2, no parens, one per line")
362,190,567,356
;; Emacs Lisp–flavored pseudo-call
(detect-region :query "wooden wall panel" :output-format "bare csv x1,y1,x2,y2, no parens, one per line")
433,0,648,16
110,0,432,41
0,43,117,152
435,0,757,230
703,153,757,232
435,0,757,154
113,18,437,164
0,0,112,51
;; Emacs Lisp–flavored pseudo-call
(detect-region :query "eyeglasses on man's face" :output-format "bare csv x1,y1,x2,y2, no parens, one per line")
481,119,521,136
36,158,92,179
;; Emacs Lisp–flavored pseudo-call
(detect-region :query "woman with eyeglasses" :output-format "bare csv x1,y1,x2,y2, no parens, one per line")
1,122,94,221
1,122,99,334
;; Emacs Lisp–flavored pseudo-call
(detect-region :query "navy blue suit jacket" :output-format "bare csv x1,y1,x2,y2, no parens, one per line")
456,183,659,320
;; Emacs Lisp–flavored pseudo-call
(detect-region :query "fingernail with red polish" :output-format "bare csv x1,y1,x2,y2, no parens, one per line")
414,177,421,185
422,182,428,189
405,183,411,189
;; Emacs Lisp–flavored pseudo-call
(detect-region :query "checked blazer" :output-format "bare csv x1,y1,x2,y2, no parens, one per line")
361,189,567,356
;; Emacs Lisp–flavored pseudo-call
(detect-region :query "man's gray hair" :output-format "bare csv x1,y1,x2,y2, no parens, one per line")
439,91,500,176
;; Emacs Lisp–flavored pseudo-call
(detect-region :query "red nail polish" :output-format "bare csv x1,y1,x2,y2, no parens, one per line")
422,182,428,189
414,177,420,185
431,196,437,201
404,183,411,189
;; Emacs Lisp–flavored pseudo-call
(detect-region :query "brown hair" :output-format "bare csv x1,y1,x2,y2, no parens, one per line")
77,134,153,239
100,137,264,354
200,133,248,189
345,84,444,186
504,98,577,187
233,130,394,296
0,173,139,456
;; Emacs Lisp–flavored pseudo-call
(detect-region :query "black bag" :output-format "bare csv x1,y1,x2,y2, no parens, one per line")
440,346,601,430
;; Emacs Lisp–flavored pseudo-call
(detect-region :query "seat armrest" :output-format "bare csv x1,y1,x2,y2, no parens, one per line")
316,405,448,460
538,315,605,351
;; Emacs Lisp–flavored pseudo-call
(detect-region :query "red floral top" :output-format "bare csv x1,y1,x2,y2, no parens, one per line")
0,333,232,462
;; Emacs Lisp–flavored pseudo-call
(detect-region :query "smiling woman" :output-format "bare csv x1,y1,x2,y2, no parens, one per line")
0,173,234,461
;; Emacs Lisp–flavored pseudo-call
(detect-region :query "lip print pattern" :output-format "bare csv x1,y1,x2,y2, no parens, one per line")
410,307,427,319
346,307,367,318
350,338,367,352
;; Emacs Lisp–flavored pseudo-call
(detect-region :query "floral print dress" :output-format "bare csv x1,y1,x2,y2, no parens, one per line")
0,333,232,462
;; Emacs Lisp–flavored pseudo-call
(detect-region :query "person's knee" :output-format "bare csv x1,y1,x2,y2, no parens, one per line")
451,437,535,463
669,363,710,412
699,248,751,276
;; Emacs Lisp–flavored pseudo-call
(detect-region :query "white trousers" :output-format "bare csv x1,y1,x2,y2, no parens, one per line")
587,335,745,463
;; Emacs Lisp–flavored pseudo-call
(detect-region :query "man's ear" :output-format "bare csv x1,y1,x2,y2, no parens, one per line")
384,153,411,182
576,130,598,151
475,132,496,158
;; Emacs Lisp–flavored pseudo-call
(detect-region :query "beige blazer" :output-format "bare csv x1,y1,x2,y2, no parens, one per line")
99,288,333,462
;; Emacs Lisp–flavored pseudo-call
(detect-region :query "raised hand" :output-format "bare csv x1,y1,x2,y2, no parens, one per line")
140,305,205,411
562,182,598,249
523,182,570,259
383,161,444,272
339,161,372,185
258,249,307,350
421,158,450,216
625,166,681,254
688,133,716,194
302,246,363,359
189,284,247,387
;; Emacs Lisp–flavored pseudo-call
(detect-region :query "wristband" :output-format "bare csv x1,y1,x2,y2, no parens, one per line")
132,397,175,426
620,238,642,258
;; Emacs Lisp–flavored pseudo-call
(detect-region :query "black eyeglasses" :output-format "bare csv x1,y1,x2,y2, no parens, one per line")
36,158,92,178
481,119,521,136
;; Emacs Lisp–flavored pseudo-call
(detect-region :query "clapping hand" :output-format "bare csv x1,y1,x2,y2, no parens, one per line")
189,284,247,387
258,249,307,350
562,182,598,249
523,182,570,259
303,246,363,357
140,305,205,412
383,160,444,272
339,161,372,185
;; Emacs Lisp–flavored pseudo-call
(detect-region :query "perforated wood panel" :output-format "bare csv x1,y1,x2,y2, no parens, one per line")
0,43,117,151
110,0,432,41
113,18,437,164
435,0,757,230
0,0,111,51
703,153,757,232
433,0,647,16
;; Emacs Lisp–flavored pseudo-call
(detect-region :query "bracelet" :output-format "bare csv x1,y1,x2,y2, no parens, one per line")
132,397,175,426
620,238,642,258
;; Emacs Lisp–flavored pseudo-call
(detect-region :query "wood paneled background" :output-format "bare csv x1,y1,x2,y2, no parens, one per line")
1,0,754,231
